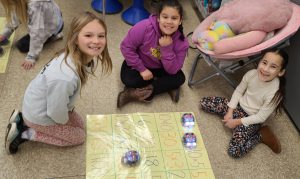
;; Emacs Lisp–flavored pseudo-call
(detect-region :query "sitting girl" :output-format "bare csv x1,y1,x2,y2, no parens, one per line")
200,49,288,158
4,12,112,154
117,0,189,108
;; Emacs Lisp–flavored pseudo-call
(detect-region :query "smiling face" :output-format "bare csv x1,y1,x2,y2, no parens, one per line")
257,52,285,82
158,6,182,36
76,19,106,60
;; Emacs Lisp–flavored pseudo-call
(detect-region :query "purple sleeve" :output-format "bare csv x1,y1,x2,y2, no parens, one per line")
120,20,148,72
160,38,189,74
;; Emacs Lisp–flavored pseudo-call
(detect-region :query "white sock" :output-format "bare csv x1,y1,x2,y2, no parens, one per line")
21,128,35,140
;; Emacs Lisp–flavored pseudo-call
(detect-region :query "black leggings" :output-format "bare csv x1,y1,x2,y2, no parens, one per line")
120,61,185,97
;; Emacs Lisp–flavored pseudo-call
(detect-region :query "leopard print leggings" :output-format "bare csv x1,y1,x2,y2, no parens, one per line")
200,96,262,158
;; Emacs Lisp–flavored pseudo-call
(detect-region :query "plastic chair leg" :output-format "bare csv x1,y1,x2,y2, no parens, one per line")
188,53,237,88
91,0,122,14
122,0,150,25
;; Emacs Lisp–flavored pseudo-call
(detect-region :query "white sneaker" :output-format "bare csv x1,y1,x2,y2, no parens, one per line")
8,109,21,124
4,123,19,154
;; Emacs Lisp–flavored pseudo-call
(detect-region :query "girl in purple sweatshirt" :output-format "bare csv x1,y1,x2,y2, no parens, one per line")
118,0,189,108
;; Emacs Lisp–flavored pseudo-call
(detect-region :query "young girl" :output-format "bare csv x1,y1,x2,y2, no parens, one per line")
200,49,288,158
4,11,112,154
117,0,189,108
0,0,64,70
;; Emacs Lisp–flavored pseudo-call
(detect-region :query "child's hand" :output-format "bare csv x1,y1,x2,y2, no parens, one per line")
222,118,242,129
224,108,233,122
159,36,172,47
21,59,35,70
140,69,153,80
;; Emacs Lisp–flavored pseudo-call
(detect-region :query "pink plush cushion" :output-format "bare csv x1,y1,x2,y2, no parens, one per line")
214,31,267,54
197,3,300,60
192,0,294,55
213,0,292,34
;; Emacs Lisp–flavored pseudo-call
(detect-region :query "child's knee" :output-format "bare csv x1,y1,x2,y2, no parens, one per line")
72,129,85,145
200,97,210,107
78,130,86,144
122,79,141,88
176,72,186,86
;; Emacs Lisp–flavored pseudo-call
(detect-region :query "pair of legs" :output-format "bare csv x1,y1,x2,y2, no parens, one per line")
23,111,85,146
5,110,85,154
120,61,185,100
200,96,262,158
16,23,64,53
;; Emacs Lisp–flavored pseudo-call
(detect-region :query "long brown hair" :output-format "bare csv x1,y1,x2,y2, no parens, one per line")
0,0,28,25
267,49,289,116
62,11,112,87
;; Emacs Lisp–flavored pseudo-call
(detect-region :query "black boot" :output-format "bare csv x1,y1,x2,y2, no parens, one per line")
168,88,180,103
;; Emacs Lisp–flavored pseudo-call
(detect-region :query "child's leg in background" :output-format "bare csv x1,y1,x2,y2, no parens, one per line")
16,23,64,53
16,35,30,53
23,111,85,146
200,96,262,158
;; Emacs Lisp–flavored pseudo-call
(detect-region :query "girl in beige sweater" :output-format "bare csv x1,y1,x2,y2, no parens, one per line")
200,49,288,158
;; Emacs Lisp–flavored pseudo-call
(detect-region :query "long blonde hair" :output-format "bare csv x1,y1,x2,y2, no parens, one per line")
0,0,28,24
62,11,112,86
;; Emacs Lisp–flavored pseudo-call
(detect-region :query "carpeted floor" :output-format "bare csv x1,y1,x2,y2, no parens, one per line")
0,0,299,178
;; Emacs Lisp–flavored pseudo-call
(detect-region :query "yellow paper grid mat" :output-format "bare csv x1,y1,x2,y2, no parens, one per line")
0,17,15,73
86,112,215,179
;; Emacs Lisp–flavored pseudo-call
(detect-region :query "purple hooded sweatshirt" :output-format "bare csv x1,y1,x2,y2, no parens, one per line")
120,15,189,75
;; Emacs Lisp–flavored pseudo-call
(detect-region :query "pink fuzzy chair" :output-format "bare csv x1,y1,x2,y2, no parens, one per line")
188,3,300,88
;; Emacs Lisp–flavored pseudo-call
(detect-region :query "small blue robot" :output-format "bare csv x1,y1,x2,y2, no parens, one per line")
122,150,141,166
181,113,195,128
182,132,197,148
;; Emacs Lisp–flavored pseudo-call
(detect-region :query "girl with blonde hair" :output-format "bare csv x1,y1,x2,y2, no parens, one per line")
5,11,112,154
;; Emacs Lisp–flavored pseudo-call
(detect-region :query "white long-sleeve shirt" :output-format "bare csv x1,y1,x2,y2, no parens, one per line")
228,69,279,126
22,53,80,125
1,0,63,61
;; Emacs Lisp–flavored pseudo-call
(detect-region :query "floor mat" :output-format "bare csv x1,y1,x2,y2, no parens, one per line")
86,112,215,179
0,17,15,73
